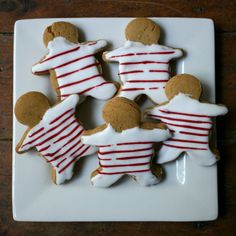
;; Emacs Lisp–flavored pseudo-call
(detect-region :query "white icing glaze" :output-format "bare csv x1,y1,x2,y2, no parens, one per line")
82,124,170,187
146,93,228,166
32,37,117,101
105,41,183,104
18,94,97,184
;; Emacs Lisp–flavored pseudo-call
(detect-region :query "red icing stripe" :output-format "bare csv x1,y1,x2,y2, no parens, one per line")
50,108,73,125
120,61,169,65
52,53,95,70
119,70,144,75
127,79,168,83
168,138,208,144
97,169,150,175
163,143,208,150
58,74,102,89
35,120,77,147
148,114,213,124
88,41,97,46
162,121,211,131
179,131,209,136
56,158,67,168
29,127,44,137
149,70,170,73
100,162,149,168
40,46,80,63
99,147,152,155
149,87,159,90
58,145,91,174
159,109,212,118
98,157,112,161
110,51,175,58
69,143,85,157
56,62,100,79
38,145,50,152
116,154,152,160
117,142,153,146
53,124,80,144
121,88,145,91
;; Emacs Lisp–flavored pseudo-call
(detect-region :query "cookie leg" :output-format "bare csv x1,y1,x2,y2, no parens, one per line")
86,82,117,100
157,145,182,164
118,88,138,101
187,149,218,166
146,88,168,104
91,172,123,188
51,164,74,185
131,170,160,186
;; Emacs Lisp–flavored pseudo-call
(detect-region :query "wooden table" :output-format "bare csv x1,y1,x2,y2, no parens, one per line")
0,0,235,235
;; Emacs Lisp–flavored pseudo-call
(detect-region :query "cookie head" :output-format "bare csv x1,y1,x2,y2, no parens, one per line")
103,97,141,132
14,92,50,128
125,18,161,45
43,21,79,46
165,74,202,100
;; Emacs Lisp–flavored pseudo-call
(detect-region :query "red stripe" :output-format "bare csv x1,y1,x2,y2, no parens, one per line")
159,109,212,118
40,46,80,63
117,142,153,146
98,145,112,147
162,121,211,131
116,154,152,160
110,51,175,58
121,88,145,91
58,146,91,174
98,157,112,161
56,62,100,79
38,145,50,152
127,79,168,83
99,147,152,155
120,61,168,65
52,53,95,70
148,114,213,124
50,108,73,125
168,138,208,144
119,70,144,75
60,81,110,98
163,143,208,150
56,158,67,168
29,127,44,137
149,87,159,90
35,120,77,147
100,162,149,168
62,129,83,148
149,70,170,73
47,138,82,163
97,169,150,175
70,143,85,157
88,41,97,46
57,74,102,89
53,124,80,144
179,131,209,137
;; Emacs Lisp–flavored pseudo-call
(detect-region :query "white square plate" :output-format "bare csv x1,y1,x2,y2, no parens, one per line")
13,18,217,221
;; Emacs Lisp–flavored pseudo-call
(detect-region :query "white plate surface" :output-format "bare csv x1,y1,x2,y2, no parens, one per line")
13,17,217,221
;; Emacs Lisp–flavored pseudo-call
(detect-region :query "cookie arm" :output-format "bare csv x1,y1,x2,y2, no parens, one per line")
139,127,171,143
32,56,52,75
88,39,107,53
199,102,228,116
103,46,125,62
16,128,35,153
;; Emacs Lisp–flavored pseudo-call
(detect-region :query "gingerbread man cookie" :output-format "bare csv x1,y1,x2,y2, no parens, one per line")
81,97,171,188
32,21,117,101
15,92,97,184
146,74,228,166
103,18,183,104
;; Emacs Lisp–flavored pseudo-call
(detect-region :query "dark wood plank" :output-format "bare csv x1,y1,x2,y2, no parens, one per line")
0,0,236,33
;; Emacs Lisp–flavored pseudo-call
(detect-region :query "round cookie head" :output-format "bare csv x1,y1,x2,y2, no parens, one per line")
165,74,202,100
14,92,51,128
125,18,161,45
103,97,141,132
43,21,79,46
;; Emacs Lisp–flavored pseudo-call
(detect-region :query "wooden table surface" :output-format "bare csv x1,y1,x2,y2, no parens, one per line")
0,0,236,235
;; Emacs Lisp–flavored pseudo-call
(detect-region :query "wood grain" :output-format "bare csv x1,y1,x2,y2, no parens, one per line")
0,0,236,235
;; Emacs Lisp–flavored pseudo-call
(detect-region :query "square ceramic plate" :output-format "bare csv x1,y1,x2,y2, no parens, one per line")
13,18,217,221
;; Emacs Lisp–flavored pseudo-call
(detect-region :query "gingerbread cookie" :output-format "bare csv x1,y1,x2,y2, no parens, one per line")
146,74,228,166
103,18,183,104
81,97,171,188
15,92,97,184
32,21,117,101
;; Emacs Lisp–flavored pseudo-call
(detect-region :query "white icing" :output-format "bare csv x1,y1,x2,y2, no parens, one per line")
19,94,97,184
82,124,170,187
105,40,183,104
32,37,117,101
146,93,228,166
